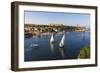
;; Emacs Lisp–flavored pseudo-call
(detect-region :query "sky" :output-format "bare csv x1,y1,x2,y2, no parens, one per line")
24,11,90,27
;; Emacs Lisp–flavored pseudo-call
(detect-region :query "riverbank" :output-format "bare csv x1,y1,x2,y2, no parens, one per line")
78,45,90,59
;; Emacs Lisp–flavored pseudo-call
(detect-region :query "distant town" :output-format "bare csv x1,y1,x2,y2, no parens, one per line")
24,24,86,38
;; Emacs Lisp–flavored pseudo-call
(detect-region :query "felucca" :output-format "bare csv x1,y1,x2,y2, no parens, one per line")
59,34,65,47
50,34,54,43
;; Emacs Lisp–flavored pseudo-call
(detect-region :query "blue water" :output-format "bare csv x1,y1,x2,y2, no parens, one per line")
24,31,90,61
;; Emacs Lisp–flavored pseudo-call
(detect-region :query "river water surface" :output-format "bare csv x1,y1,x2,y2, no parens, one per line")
24,31,90,61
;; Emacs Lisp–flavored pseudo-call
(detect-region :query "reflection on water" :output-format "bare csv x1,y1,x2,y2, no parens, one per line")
59,47,65,58
80,32,85,40
50,43,55,54
24,31,90,61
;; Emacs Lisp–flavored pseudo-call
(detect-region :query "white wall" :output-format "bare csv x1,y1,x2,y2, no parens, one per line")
0,0,99,73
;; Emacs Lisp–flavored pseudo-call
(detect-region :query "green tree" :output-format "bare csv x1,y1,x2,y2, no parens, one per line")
78,45,90,59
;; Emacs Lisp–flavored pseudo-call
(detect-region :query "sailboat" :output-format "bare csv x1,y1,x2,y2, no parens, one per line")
59,34,65,47
50,34,54,43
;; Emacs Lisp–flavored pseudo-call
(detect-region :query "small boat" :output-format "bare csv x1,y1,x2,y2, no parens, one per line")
59,34,65,47
30,44,39,48
50,34,55,43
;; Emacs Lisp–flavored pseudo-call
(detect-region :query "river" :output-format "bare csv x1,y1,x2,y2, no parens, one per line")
24,31,90,61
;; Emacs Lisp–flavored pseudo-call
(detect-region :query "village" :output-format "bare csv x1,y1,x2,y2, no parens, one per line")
24,24,86,38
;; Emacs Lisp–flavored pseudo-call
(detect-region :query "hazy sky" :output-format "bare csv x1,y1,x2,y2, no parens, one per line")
24,11,90,27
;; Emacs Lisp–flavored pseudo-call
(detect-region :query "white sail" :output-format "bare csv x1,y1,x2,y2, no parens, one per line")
50,34,54,43
59,34,65,47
